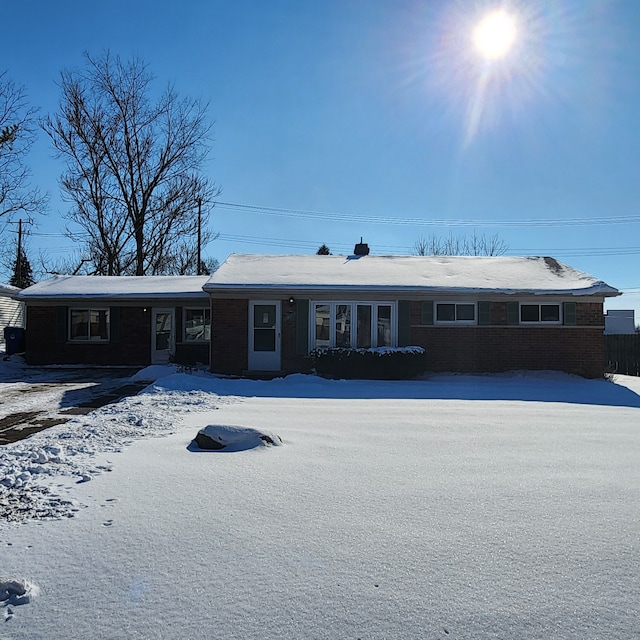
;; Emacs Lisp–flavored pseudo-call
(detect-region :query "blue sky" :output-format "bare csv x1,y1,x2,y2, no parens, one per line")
2,0,639,319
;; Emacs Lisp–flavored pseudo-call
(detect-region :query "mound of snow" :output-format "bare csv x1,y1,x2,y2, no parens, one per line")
130,364,179,383
190,425,282,452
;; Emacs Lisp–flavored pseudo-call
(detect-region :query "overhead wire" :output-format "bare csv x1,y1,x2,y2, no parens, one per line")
213,200,640,228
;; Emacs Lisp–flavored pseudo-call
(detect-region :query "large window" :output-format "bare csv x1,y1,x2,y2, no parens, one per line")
436,302,476,324
184,307,211,341
312,302,394,350
69,308,110,341
520,303,560,323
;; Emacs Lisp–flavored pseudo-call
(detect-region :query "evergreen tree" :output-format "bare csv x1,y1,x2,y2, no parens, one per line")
10,246,35,289
316,244,331,255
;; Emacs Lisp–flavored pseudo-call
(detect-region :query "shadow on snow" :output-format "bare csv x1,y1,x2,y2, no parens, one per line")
148,372,640,409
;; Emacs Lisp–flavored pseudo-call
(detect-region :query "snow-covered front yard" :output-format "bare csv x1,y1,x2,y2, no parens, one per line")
1,357,639,639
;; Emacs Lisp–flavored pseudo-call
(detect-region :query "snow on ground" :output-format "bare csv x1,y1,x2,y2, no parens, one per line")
1,355,639,639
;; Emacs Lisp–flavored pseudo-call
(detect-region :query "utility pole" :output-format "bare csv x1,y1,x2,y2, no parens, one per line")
197,198,202,275
16,219,23,287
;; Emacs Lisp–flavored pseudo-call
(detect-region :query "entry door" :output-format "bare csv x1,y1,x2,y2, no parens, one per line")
152,308,175,364
248,301,281,371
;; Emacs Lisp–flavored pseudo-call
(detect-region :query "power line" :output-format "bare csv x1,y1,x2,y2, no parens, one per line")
213,200,640,228
24,227,640,258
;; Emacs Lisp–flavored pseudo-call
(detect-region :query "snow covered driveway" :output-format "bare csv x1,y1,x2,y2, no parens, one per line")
0,360,144,444
1,367,640,639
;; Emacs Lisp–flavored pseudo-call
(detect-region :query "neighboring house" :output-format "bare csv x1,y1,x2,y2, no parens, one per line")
604,309,636,334
0,283,25,351
15,275,211,366
203,250,620,379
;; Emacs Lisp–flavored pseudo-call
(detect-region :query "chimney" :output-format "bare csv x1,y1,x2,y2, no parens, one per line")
353,238,370,256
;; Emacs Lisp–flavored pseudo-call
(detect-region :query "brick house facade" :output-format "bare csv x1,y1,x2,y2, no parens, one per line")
15,255,620,378
16,276,211,367
205,253,620,379
208,297,608,378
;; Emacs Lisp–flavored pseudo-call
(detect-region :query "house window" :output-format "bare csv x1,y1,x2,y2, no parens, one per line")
184,308,211,341
435,302,476,324
335,304,351,347
315,304,331,348
312,302,395,350
69,308,109,341
520,303,561,323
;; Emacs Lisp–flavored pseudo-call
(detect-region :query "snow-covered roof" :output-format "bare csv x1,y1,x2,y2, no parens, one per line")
0,282,20,296
15,275,210,301
203,254,620,297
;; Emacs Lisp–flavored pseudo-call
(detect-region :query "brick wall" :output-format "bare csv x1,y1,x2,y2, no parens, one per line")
208,298,607,378
409,300,606,378
25,306,151,366
210,299,248,375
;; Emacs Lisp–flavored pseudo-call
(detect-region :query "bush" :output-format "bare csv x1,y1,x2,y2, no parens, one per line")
311,347,426,380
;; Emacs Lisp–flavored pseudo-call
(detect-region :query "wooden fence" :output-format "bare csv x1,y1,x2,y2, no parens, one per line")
605,334,640,376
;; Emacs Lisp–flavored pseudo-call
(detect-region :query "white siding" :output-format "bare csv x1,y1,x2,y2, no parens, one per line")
0,294,25,350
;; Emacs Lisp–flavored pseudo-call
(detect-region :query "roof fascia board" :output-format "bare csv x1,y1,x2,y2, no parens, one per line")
203,284,619,298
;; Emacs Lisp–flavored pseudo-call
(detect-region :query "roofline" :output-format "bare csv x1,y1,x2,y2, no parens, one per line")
16,291,210,302
203,283,621,297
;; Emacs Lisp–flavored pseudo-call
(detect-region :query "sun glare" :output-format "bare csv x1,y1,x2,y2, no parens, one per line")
473,10,517,60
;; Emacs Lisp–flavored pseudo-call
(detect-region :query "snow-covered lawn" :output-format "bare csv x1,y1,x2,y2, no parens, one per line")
1,359,639,639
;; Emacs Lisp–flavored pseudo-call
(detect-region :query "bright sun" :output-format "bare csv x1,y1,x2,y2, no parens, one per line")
473,10,517,60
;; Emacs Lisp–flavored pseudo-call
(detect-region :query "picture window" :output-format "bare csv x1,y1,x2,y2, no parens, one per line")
69,308,110,341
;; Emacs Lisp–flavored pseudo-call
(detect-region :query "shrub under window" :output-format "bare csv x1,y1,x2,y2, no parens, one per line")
311,347,426,380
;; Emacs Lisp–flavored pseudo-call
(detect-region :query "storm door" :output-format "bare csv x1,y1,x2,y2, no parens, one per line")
152,308,175,364
248,301,281,371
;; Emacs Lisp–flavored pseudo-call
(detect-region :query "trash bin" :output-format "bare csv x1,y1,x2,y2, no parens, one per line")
3,326,25,356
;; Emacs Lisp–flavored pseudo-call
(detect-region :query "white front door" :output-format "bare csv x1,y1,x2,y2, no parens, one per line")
248,301,281,371
152,308,175,364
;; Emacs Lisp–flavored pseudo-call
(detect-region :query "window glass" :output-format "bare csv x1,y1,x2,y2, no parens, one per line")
185,308,210,341
70,308,109,341
541,304,560,322
70,310,89,340
377,305,392,347
311,302,396,350
254,327,276,351
254,304,276,328
91,310,109,340
357,305,372,349
457,304,475,321
155,312,172,350
315,304,331,348
436,304,456,322
520,304,539,322
521,304,560,322
335,304,351,347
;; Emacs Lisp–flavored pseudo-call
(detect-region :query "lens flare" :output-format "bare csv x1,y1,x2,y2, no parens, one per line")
473,10,517,60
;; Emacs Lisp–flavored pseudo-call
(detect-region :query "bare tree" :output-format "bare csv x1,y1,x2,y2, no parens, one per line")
413,231,508,256
42,52,220,276
0,72,47,227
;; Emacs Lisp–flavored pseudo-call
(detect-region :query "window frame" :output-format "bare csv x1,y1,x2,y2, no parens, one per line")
182,306,211,342
68,307,110,342
310,301,397,350
434,301,477,325
519,302,562,325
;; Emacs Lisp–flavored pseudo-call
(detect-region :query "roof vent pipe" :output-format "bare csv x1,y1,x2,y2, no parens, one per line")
353,238,370,256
